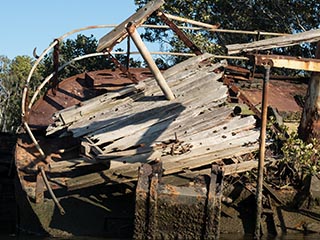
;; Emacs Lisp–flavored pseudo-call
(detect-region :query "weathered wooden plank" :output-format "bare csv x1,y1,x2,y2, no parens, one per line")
49,57,226,137
98,104,231,153
162,139,259,176
97,0,165,52
66,142,259,191
184,115,256,142
91,102,186,145
59,82,145,125
227,28,320,55
89,81,228,145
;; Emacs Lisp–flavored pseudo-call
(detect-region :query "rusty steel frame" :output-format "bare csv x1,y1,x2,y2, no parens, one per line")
157,11,203,56
108,51,139,84
252,54,320,72
254,64,270,239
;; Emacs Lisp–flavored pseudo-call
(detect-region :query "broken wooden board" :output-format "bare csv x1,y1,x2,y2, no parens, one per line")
46,55,227,139
66,137,259,191
97,0,165,52
227,28,320,55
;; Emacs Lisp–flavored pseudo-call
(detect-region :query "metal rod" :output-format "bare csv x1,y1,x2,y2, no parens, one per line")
126,22,175,100
164,13,220,30
39,166,66,215
158,11,202,56
254,64,270,239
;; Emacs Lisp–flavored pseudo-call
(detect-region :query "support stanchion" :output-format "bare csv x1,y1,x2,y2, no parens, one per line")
254,64,270,239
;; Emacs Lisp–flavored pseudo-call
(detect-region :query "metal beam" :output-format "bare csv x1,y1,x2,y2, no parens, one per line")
126,22,175,100
253,54,320,72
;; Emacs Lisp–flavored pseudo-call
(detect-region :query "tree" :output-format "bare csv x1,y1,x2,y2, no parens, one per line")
135,0,320,65
41,34,142,81
0,55,42,132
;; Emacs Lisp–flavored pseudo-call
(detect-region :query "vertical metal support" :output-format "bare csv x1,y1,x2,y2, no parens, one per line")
157,11,203,56
52,39,60,95
255,64,270,239
35,171,45,204
108,53,139,83
205,165,224,240
134,164,152,239
126,22,175,100
147,164,161,239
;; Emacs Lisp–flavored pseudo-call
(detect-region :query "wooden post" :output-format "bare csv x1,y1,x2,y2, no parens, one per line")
126,22,175,100
298,41,320,141
255,64,270,239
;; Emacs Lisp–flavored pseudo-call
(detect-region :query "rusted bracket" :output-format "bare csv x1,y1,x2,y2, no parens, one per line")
157,11,202,56
52,39,60,95
205,164,224,240
134,162,161,239
35,171,45,203
108,52,139,84
224,77,262,119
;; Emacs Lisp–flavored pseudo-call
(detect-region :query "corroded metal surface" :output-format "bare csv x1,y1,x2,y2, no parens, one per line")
134,163,224,239
241,80,307,112
28,68,152,129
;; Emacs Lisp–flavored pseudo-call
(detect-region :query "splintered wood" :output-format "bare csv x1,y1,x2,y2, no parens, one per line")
46,54,261,190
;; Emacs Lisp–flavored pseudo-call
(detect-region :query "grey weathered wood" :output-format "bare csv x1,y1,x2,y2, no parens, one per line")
46,57,227,137
66,142,259,191
227,28,320,55
97,0,165,52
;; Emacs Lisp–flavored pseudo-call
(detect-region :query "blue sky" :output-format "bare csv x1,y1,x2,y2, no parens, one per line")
1,0,142,59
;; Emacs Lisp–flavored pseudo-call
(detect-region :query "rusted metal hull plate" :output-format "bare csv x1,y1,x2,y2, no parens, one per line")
28,68,151,129
241,80,307,113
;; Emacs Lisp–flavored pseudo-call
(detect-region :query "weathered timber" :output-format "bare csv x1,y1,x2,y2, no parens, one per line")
97,0,165,52
227,28,320,55
66,143,259,191
97,105,231,154
46,55,225,137
90,91,229,149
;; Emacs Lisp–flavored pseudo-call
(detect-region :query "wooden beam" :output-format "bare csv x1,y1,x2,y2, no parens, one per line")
97,0,164,52
227,28,320,55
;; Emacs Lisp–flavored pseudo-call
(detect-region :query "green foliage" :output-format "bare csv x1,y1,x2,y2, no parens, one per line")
135,0,320,66
0,55,43,132
281,131,320,178
41,34,142,80
267,117,320,185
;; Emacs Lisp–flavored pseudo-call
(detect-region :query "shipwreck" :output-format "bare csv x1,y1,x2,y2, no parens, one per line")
14,0,320,239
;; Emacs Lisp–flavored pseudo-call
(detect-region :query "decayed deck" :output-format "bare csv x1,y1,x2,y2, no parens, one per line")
43,54,260,191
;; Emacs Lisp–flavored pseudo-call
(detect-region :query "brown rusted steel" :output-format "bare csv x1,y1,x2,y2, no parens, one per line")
134,164,152,239
28,68,152,129
134,162,225,239
253,54,320,72
39,165,65,215
255,64,270,239
205,164,224,240
224,77,262,118
35,171,45,204
157,11,202,56
108,52,139,83
126,22,175,100
147,163,161,239
52,39,60,95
